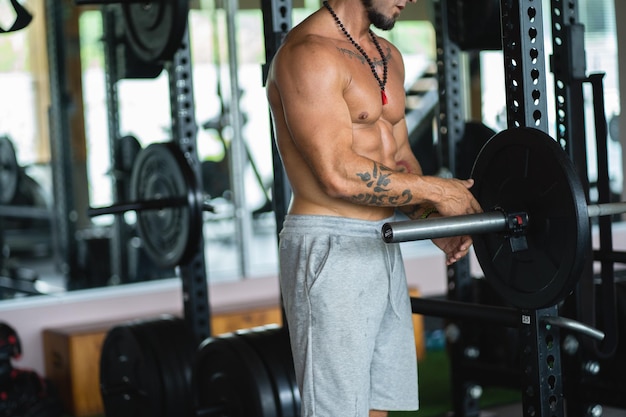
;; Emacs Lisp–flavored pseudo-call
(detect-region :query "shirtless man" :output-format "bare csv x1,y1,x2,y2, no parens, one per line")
266,0,482,415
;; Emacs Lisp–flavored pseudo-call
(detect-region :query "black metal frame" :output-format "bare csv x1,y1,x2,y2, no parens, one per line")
101,6,130,287
430,1,581,416
560,70,625,414
434,0,467,176
434,1,503,415
99,5,210,342
45,0,79,280
165,28,211,343
550,4,624,411
549,0,588,171
498,3,568,411
431,0,626,416
501,0,550,131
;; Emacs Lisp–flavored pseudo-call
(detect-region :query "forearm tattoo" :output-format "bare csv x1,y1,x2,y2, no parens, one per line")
352,163,413,206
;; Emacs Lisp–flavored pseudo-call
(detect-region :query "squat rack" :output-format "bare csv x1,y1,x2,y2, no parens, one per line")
432,1,624,416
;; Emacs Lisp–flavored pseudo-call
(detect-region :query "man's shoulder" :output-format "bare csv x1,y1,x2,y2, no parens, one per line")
281,26,336,55
273,33,338,79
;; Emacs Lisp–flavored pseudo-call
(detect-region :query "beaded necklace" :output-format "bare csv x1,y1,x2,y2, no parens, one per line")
323,1,388,105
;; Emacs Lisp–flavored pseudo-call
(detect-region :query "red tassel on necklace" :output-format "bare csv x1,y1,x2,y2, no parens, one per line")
381,90,388,105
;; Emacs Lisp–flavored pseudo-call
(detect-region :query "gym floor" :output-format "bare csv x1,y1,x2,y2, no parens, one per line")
411,317,626,417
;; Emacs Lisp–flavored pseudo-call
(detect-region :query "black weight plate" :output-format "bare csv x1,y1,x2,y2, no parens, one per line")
122,323,175,416
455,122,497,180
194,334,278,417
237,326,296,410
470,127,590,309
226,334,280,416
116,135,143,176
0,135,19,204
122,0,189,63
448,0,502,51
237,325,300,417
130,142,201,268
99,323,165,417
155,317,196,417
131,317,195,417
114,135,143,202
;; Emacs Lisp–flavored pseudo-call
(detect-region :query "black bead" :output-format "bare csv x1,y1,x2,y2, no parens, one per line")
323,1,387,93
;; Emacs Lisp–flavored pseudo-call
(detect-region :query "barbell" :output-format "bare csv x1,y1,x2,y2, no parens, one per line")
383,203,626,242
88,142,212,269
382,127,622,310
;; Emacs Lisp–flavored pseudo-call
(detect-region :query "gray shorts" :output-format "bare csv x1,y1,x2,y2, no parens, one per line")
279,215,419,417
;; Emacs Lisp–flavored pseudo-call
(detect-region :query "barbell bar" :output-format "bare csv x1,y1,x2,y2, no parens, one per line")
383,210,519,243
87,142,210,269
408,297,605,341
87,197,213,218
587,202,626,217
382,202,626,244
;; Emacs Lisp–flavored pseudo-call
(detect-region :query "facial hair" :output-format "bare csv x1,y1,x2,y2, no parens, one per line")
362,0,397,30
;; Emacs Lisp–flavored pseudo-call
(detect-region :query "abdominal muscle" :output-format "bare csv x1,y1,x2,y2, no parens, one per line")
288,190,396,221
283,120,400,222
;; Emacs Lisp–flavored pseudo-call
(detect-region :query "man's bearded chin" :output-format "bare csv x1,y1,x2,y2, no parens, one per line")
362,0,397,30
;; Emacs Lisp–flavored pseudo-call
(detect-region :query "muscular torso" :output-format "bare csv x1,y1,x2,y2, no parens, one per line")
267,10,414,221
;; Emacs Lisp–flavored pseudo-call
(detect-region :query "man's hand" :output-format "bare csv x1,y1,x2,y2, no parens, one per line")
432,234,473,265
433,178,483,217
